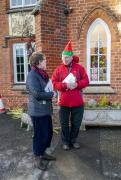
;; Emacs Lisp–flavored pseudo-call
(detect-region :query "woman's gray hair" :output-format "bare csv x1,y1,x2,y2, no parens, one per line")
29,52,44,66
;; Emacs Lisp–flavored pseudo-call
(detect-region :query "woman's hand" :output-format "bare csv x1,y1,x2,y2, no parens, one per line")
53,91,57,98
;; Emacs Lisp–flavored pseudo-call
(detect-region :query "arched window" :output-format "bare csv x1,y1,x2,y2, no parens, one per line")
87,18,111,84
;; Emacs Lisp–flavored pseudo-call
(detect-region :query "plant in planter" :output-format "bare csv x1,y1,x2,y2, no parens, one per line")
7,106,23,119
83,96,121,125
85,96,121,110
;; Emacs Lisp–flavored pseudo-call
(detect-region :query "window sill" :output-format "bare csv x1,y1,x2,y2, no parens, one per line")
83,86,116,94
12,84,26,91
7,6,35,14
12,85,28,94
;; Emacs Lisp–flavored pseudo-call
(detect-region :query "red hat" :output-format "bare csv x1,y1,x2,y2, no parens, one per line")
62,40,73,56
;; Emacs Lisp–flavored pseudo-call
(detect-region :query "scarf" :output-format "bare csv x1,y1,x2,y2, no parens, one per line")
32,65,49,83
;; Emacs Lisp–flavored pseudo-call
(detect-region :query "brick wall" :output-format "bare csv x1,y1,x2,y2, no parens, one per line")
0,0,67,108
65,0,121,105
0,1,28,108
35,0,67,75
1,0,121,108
0,1,11,108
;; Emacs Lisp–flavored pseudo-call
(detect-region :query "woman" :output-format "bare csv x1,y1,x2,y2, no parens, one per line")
26,52,56,170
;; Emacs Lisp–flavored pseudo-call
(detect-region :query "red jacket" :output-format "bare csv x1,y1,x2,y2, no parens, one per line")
52,56,89,107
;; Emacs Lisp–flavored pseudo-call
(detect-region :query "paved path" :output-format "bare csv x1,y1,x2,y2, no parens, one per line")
0,114,121,180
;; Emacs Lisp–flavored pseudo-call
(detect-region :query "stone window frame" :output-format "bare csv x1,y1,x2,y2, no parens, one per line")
13,43,29,84
10,0,37,9
87,18,111,85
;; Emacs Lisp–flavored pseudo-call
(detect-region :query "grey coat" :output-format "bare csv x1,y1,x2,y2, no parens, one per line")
26,69,54,117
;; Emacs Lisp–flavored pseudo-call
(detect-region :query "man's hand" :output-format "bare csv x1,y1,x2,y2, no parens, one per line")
66,82,77,90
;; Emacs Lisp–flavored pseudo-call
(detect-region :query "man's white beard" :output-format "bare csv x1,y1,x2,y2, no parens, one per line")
63,59,72,65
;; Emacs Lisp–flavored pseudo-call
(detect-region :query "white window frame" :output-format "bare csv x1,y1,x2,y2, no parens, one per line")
13,43,28,84
87,18,111,85
10,0,37,9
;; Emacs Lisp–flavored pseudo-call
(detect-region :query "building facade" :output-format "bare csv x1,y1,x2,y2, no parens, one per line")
1,0,121,108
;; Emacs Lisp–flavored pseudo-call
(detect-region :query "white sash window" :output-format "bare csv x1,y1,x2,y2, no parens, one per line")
13,43,29,84
10,0,37,8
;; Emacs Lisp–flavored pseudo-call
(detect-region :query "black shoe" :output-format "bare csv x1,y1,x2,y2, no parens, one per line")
42,153,56,161
62,144,70,150
72,142,80,149
33,156,47,171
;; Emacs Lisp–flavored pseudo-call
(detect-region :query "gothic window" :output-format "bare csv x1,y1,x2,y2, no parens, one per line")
87,18,111,84
10,0,37,8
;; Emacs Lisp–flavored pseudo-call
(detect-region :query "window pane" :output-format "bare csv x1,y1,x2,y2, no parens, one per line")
99,68,107,81
18,0,22,6
17,73,25,82
16,57,20,64
32,0,36,3
91,24,106,42
90,41,98,54
99,55,106,68
90,68,98,81
21,74,25,81
24,0,36,5
12,0,17,6
20,57,24,64
17,73,20,82
99,41,107,54
16,48,23,56
24,0,30,5
90,26,98,41
16,49,20,56
99,27,107,41
19,48,24,56
17,65,20,73
91,55,98,68
21,64,24,73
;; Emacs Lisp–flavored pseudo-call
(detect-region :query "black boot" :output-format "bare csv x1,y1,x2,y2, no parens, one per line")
42,152,56,161
33,155,47,170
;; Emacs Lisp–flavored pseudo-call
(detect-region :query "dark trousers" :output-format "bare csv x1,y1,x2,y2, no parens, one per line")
31,115,53,156
59,106,84,145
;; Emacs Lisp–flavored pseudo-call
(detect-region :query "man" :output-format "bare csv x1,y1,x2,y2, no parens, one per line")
52,41,89,150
